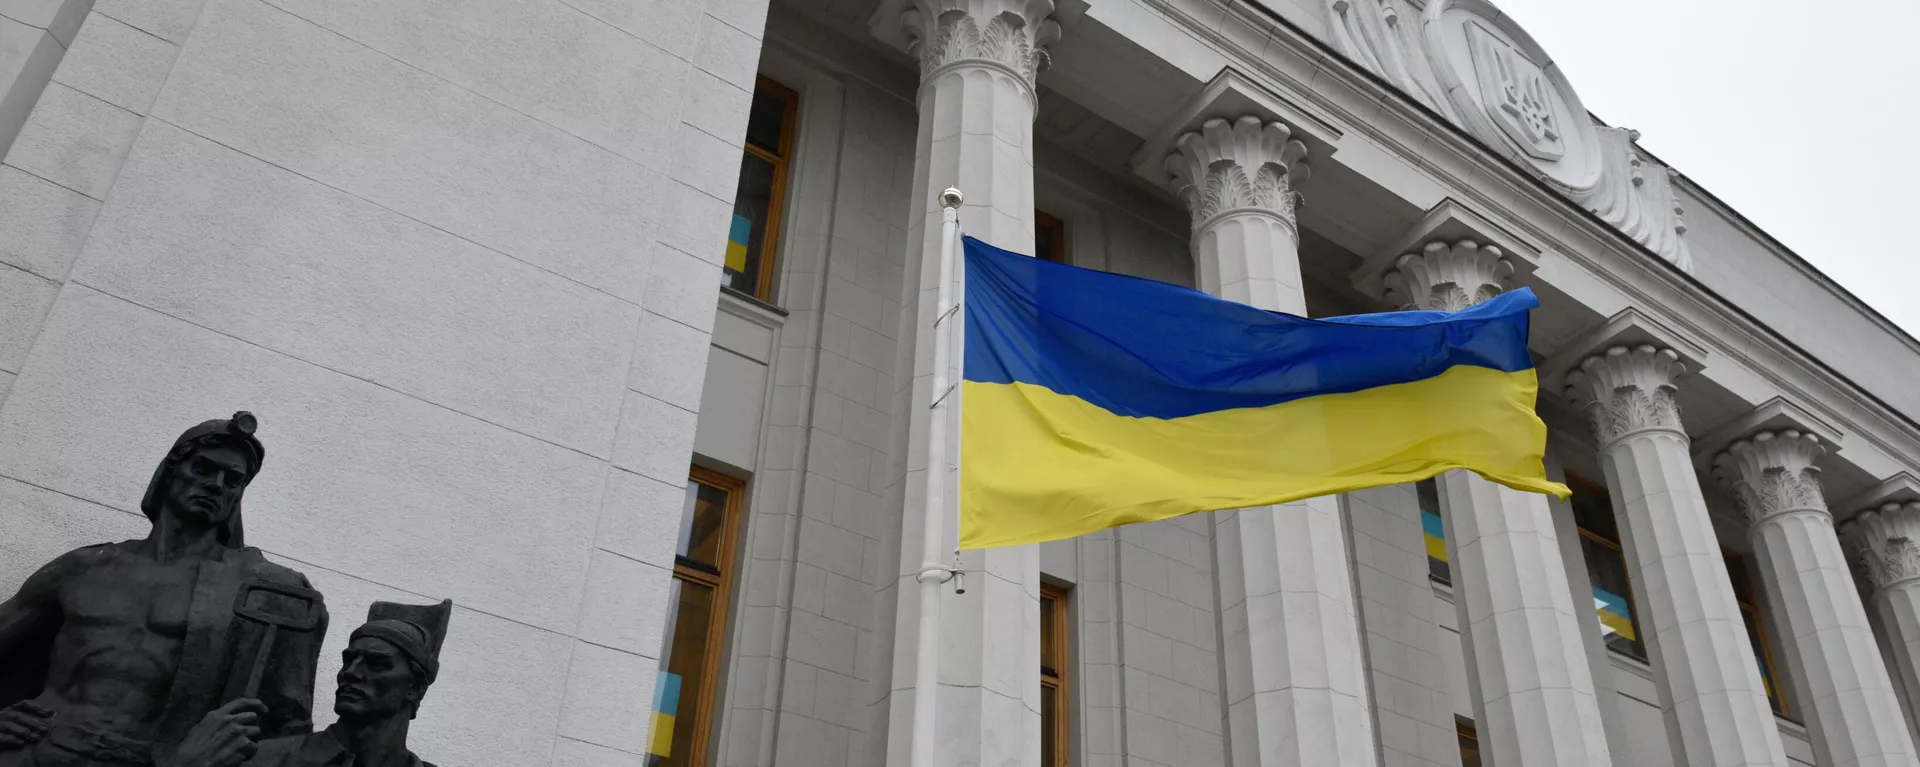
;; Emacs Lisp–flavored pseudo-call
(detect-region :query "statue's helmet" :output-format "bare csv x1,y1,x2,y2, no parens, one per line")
139,411,265,547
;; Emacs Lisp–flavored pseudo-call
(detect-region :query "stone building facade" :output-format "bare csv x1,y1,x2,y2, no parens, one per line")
2,0,1918,765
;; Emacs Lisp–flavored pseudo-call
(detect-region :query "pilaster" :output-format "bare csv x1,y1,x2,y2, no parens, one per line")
1710,421,1918,767
871,0,1057,763
1841,475,1920,759
1553,315,1790,767
1371,232,1611,767
1159,113,1378,767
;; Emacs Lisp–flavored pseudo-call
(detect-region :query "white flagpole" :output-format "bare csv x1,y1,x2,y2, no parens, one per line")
909,187,965,767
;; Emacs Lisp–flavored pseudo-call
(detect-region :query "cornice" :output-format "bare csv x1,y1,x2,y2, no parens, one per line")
1130,0,1920,475
1667,171,1920,364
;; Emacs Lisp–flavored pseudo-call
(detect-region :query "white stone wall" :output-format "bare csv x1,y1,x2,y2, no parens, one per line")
1679,182,1920,424
711,53,917,766
0,1,768,766
1347,485,1463,767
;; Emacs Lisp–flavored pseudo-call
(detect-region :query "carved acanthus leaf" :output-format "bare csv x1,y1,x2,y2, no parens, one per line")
1842,502,1920,593
1713,430,1829,527
1562,345,1687,446
1165,116,1310,230
1382,239,1513,312
903,3,1060,85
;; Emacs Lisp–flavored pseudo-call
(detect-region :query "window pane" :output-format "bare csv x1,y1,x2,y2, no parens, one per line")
1041,683,1058,767
1569,480,1621,541
1040,594,1057,673
1582,535,1646,660
723,153,779,297
1459,732,1481,767
745,88,788,153
1742,606,1786,714
677,479,731,569
1035,211,1065,264
650,578,716,767
1418,479,1449,583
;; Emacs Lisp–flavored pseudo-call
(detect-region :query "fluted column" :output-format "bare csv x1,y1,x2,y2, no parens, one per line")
1386,241,1612,766
1562,346,1789,767
1166,116,1378,767
879,2,1057,764
1844,500,1920,759
1714,430,1918,767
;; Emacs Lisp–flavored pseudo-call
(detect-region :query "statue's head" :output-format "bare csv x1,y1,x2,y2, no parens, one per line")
337,600,451,722
140,412,265,547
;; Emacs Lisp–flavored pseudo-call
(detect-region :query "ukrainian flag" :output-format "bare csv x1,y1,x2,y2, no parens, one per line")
959,237,1569,549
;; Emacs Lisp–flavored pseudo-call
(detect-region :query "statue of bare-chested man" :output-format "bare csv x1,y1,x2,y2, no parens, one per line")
0,413,328,766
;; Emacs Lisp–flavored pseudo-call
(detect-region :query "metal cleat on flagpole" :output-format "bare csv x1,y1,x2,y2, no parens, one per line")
908,186,966,767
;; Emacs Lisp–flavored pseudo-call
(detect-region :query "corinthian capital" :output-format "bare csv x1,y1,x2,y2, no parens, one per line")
1843,502,1920,594
1712,430,1829,527
900,0,1060,85
1164,116,1311,231
1562,345,1687,446
1382,240,1513,312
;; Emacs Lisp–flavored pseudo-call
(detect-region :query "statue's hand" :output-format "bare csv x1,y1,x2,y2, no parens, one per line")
161,698,265,767
0,701,52,751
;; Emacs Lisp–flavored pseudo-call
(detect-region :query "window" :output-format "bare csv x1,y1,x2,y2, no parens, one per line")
1035,210,1067,264
1456,717,1482,767
1418,478,1449,584
1040,583,1071,767
723,77,798,303
1725,550,1789,717
649,468,746,767
1569,475,1647,660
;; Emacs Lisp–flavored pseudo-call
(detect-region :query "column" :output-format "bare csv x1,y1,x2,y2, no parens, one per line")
1844,501,1920,756
1716,429,1919,767
1165,115,1378,766
1385,240,1613,766
1561,345,1790,767
878,1,1057,764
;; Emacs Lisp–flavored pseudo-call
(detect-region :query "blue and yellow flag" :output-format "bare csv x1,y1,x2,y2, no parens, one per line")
959,237,1569,549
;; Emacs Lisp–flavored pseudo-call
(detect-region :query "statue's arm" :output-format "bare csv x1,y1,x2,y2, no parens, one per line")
0,547,97,706
0,549,89,657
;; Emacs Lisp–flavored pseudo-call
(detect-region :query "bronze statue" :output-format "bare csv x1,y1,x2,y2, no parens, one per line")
0,413,328,766
214,600,450,767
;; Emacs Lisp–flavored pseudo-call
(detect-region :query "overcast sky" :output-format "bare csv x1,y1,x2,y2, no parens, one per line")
1490,0,1920,334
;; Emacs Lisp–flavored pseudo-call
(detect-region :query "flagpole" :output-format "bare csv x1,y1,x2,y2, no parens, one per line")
909,187,965,767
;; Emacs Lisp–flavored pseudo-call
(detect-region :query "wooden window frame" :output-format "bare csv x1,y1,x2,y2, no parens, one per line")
1035,209,1067,264
740,76,799,303
1040,582,1071,767
1456,716,1481,767
670,466,747,767
1724,548,1791,718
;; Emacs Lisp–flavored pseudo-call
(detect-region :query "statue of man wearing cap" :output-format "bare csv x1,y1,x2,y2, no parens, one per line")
0,413,328,766
176,600,450,767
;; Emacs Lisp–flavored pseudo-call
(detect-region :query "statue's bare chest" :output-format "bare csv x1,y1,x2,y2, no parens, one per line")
62,556,198,640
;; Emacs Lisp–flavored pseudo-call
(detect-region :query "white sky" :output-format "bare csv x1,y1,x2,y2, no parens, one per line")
1491,0,1920,334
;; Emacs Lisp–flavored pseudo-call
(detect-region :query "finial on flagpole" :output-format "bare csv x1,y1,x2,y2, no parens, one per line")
940,187,963,209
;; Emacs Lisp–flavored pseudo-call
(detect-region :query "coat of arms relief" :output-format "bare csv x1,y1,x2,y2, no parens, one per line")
1465,21,1563,161
1326,0,1694,272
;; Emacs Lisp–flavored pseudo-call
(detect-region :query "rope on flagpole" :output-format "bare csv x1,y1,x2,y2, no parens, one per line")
909,187,967,767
